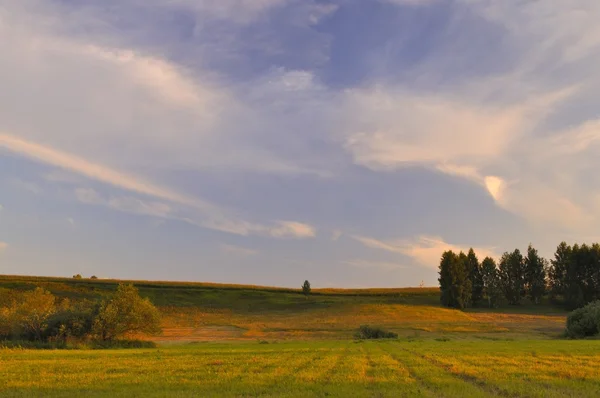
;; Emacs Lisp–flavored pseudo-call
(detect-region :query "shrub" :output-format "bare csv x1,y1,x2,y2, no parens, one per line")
355,325,398,340
565,300,600,338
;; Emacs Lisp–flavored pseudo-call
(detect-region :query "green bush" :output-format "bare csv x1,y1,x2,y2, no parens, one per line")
565,300,600,338
355,325,398,340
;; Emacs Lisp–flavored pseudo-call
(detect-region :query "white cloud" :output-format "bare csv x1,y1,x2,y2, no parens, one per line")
353,235,498,269
221,244,259,256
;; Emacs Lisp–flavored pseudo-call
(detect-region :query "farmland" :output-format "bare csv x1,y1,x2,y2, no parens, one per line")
1,275,599,397
2,340,600,397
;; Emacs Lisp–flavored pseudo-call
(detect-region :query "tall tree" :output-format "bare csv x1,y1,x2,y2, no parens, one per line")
467,248,484,306
438,251,472,309
499,249,525,305
524,244,547,304
439,251,455,307
481,257,502,308
549,242,571,301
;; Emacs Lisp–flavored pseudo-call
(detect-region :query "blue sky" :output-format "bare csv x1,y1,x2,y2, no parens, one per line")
1,0,600,287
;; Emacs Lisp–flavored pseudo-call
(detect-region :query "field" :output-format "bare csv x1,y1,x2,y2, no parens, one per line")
2,340,600,397
1,275,599,397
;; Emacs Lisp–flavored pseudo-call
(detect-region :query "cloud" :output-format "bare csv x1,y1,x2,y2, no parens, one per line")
344,259,407,271
331,230,343,241
74,188,316,239
0,242,7,252
1,134,211,210
353,235,498,269
267,221,316,239
75,188,173,219
221,244,259,256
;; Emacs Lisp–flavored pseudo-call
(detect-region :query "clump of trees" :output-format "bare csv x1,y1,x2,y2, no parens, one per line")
0,284,161,345
439,241,600,311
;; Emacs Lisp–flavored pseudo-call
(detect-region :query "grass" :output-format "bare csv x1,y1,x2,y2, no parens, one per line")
2,340,600,397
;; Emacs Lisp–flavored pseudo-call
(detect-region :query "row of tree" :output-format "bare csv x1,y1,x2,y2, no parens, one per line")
439,242,600,310
0,284,161,342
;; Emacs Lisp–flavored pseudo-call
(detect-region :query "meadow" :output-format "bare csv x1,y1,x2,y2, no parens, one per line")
2,340,600,397
1,275,599,397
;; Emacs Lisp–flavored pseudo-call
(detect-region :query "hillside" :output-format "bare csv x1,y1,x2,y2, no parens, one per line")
0,275,568,341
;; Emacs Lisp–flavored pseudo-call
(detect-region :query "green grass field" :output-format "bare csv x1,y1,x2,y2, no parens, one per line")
1,275,599,397
2,340,600,397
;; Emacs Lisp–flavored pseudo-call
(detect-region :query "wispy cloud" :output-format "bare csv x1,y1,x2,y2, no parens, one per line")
221,244,259,256
353,235,498,269
344,259,407,271
1,134,210,210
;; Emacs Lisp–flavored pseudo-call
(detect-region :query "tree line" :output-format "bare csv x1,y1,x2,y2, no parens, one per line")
438,242,600,310
0,284,161,344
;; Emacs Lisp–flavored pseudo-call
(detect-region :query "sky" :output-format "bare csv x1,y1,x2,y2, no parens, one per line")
1,0,600,288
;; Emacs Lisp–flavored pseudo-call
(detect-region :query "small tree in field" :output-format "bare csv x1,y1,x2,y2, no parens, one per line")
93,284,161,341
302,280,311,297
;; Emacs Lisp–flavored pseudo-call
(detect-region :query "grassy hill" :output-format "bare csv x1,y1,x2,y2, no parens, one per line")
0,274,568,341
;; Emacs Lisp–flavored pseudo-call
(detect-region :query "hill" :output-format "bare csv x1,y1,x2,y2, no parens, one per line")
0,274,567,341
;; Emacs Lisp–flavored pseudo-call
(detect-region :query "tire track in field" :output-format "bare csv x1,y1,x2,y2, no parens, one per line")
401,347,517,397
321,343,352,385
379,344,444,398
456,354,595,398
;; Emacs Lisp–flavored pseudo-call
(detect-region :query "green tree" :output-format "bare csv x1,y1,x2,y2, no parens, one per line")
467,248,484,306
302,280,311,297
438,251,472,309
481,257,502,308
549,242,571,301
524,244,547,304
73,274,83,279
93,284,161,341
499,249,525,305
13,288,57,341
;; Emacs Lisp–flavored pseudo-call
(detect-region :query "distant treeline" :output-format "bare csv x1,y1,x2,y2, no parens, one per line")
438,242,600,310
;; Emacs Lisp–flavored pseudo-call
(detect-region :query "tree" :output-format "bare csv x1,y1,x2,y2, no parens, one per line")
524,244,547,304
499,249,525,305
549,242,571,301
90,275,98,280
481,257,502,308
13,288,57,341
93,284,161,341
73,274,83,279
467,248,484,306
302,280,311,297
438,251,472,309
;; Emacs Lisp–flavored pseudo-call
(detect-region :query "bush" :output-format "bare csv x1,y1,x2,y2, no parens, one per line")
355,325,398,340
565,300,600,338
